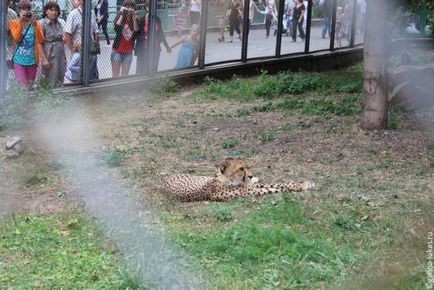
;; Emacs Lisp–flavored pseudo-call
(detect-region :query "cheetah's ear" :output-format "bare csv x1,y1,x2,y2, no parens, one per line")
218,162,226,173
218,158,233,173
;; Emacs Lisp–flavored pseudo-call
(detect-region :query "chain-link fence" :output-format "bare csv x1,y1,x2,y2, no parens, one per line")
1,0,365,97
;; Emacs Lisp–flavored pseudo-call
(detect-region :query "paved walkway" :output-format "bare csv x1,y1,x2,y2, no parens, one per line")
95,26,363,80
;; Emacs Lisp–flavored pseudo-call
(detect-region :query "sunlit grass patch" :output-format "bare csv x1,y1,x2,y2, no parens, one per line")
175,197,356,289
0,214,128,289
189,65,363,102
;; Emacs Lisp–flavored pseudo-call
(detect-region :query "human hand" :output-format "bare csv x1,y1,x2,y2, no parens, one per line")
42,59,50,68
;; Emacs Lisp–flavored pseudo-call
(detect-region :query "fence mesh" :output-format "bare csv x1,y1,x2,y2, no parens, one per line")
3,0,365,92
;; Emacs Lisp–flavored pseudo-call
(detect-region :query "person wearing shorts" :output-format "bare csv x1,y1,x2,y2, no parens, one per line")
8,0,48,90
111,0,139,77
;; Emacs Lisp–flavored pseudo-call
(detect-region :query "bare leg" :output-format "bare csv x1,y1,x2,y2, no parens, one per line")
111,60,121,78
121,61,131,76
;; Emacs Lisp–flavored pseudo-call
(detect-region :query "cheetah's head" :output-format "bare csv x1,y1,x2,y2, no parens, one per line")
216,158,259,186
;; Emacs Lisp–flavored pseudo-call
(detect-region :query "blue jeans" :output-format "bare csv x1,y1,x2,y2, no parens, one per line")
111,51,133,63
322,15,330,37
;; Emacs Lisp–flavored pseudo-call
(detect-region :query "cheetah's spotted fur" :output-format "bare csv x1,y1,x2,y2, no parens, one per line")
165,158,314,201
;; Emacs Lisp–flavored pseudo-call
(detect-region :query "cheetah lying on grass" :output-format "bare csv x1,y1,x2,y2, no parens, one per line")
165,158,314,202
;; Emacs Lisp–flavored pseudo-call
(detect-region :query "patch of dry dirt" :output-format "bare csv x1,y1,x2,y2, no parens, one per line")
0,134,69,216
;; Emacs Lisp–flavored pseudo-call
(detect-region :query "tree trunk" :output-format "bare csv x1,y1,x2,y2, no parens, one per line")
361,0,390,130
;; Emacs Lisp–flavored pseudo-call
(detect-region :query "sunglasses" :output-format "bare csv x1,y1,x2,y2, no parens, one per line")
19,5,32,10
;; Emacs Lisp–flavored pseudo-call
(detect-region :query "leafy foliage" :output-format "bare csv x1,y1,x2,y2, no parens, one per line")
149,77,180,96
0,80,75,131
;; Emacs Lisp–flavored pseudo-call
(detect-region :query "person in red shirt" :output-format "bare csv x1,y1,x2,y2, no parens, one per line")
111,0,139,78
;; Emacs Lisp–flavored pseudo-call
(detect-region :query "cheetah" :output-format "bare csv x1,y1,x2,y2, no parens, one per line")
165,158,314,202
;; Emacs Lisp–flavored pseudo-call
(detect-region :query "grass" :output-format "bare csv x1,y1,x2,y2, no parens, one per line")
0,214,131,289
173,196,373,289
99,150,128,167
192,66,363,102
221,137,239,149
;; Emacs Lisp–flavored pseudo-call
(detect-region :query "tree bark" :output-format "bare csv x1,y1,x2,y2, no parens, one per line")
361,0,390,130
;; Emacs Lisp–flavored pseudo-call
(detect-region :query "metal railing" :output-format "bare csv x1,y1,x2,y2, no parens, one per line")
1,0,365,98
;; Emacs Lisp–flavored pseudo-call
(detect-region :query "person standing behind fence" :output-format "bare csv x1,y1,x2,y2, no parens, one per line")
40,2,66,88
227,0,241,42
135,11,171,74
246,0,259,37
6,0,16,20
64,0,100,81
170,24,199,69
291,0,305,42
111,0,139,77
189,0,201,25
8,0,48,90
176,0,188,37
321,0,333,38
6,0,17,38
216,6,227,42
335,6,343,47
356,0,366,35
95,0,110,45
341,1,352,45
262,0,277,39
64,41,81,84
6,0,17,60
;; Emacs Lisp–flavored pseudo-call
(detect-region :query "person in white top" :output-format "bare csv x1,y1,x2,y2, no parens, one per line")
189,0,201,25
64,0,99,81
261,0,277,38
356,0,366,35
245,0,259,37
284,0,295,14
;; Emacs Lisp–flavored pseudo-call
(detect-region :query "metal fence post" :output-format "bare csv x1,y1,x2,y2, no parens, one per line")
350,0,357,47
82,0,92,86
304,0,313,54
198,0,208,69
0,0,7,100
241,0,249,62
330,0,337,50
148,0,157,75
275,0,285,57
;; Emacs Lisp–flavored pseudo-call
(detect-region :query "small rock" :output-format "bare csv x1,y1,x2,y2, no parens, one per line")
5,136,25,158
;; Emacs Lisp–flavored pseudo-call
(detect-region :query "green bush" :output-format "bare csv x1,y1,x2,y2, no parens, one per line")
0,80,75,131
